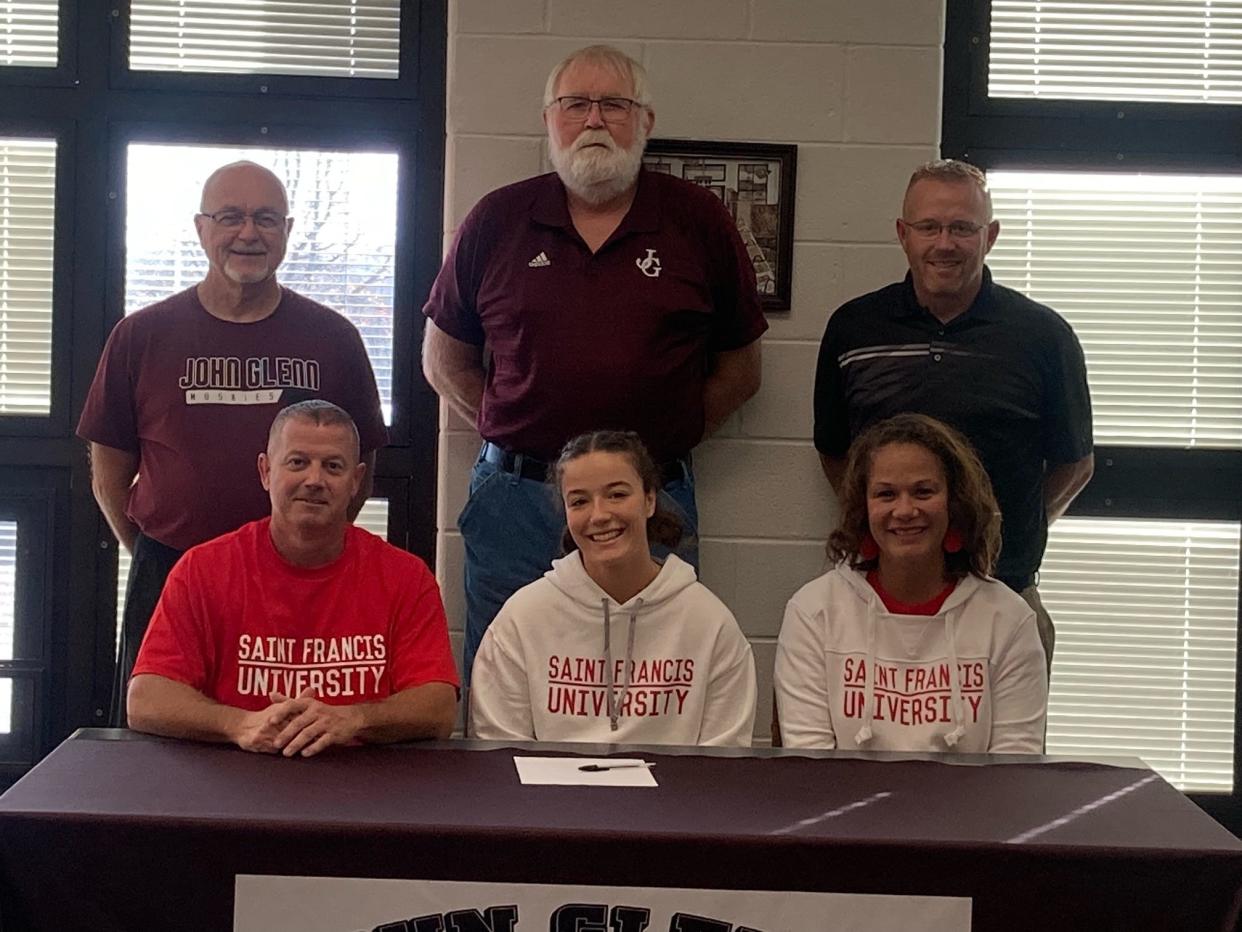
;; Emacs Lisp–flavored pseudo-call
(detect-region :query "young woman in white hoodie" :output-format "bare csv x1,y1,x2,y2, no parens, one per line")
776,414,1047,753
470,430,756,746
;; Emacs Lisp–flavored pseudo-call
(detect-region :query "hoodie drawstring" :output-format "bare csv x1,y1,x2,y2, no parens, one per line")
853,589,969,748
853,600,878,745
943,609,968,747
603,598,641,732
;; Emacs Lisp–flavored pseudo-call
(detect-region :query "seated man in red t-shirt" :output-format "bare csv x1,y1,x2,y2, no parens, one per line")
128,400,459,757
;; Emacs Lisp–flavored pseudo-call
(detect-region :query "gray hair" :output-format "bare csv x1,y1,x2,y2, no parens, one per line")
267,400,359,460
543,45,651,108
904,159,993,219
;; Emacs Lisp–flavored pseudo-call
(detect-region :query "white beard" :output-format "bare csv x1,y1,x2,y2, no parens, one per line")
549,125,646,206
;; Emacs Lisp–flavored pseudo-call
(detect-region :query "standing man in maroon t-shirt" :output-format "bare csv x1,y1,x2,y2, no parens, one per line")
422,45,768,686
78,161,388,726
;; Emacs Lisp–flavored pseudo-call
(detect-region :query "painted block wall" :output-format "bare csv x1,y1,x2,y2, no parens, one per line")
438,0,945,740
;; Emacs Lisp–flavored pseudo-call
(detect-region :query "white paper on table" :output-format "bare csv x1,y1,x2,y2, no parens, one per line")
513,756,659,787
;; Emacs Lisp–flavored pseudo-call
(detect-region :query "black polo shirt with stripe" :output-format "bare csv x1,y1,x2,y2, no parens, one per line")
814,267,1093,585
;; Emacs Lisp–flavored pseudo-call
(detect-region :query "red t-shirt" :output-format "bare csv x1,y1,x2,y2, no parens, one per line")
77,287,389,552
866,570,959,616
423,169,768,461
133,519,459,710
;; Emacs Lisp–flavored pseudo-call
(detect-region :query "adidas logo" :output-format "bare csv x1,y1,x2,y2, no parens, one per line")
528,251,551,268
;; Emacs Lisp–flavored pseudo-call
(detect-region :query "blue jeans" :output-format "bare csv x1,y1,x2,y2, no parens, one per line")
459,446,698,685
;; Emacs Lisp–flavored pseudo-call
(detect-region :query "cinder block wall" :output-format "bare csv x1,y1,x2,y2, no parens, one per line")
438,0,945,741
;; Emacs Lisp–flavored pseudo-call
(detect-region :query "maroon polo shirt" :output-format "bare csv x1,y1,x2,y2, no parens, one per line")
424,169,767,462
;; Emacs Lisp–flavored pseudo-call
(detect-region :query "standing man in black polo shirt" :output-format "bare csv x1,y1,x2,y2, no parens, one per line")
814,159,1093,669
422,45,767,685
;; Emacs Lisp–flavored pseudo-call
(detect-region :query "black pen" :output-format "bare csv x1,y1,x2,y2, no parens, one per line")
578,762,656,772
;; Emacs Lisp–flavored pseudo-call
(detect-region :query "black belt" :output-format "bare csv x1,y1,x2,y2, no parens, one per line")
481,442,689,486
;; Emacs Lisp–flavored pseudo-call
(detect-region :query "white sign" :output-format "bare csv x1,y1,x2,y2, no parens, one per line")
234,876,970,932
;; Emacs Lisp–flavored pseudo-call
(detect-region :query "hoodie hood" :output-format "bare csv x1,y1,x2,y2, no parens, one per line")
544,550,699,613
838,567,981,749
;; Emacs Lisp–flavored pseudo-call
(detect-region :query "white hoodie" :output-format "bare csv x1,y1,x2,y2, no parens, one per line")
775,567,1047,754
470,553,756,746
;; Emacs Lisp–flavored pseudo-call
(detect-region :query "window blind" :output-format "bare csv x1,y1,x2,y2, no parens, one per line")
988,170,1242,448
0,520,15,734
125,144,397,422
1041,517,1239,792
990,0,1242,104
0,0,57,68
129,0,400,79
0,138,55,416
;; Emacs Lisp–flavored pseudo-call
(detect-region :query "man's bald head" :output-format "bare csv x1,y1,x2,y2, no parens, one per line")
199,161,289,215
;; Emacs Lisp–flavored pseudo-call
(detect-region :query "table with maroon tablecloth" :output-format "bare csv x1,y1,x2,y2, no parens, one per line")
0,729,1239,931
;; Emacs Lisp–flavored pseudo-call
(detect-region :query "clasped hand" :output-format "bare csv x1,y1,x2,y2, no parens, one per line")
234,688,364,758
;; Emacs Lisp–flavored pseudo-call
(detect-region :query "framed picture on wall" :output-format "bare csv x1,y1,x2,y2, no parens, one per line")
643,139,797,311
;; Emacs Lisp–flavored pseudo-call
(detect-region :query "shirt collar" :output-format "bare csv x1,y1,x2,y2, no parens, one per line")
898,266,996,323
529,168,660,236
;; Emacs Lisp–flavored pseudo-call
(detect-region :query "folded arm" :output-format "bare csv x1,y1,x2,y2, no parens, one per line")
128,674,457,756
127,673,297,752
275,681,458,758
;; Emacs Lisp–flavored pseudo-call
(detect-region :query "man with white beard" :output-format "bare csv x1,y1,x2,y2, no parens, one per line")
422,45,767,686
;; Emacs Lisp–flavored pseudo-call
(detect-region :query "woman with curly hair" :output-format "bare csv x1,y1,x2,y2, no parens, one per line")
470,430,756,746
776,413,1047,753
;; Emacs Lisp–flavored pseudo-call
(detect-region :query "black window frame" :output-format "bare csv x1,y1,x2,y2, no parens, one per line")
945,0,1242,833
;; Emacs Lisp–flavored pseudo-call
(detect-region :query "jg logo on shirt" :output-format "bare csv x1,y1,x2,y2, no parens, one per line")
636,249,662,278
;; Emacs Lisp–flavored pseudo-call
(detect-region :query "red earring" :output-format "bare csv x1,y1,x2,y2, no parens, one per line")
943,528,963,554
860,533,879,560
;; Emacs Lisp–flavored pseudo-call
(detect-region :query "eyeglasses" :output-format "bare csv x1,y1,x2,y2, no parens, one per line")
901,219,986,240
199,209,287,231
550,96,642,123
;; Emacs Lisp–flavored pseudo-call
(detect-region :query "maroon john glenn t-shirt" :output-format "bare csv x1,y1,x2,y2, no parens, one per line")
423,170,767,462
77,287,388,552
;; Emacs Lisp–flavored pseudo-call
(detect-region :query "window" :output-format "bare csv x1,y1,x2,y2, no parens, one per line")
989,170,1242,448
129,1,401,79
990,0,1242,105
948,1,1242,825
987,169,1242,792
125,143,399,422
1042,517,1240,792
0,0,57,68
0,137,55,416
